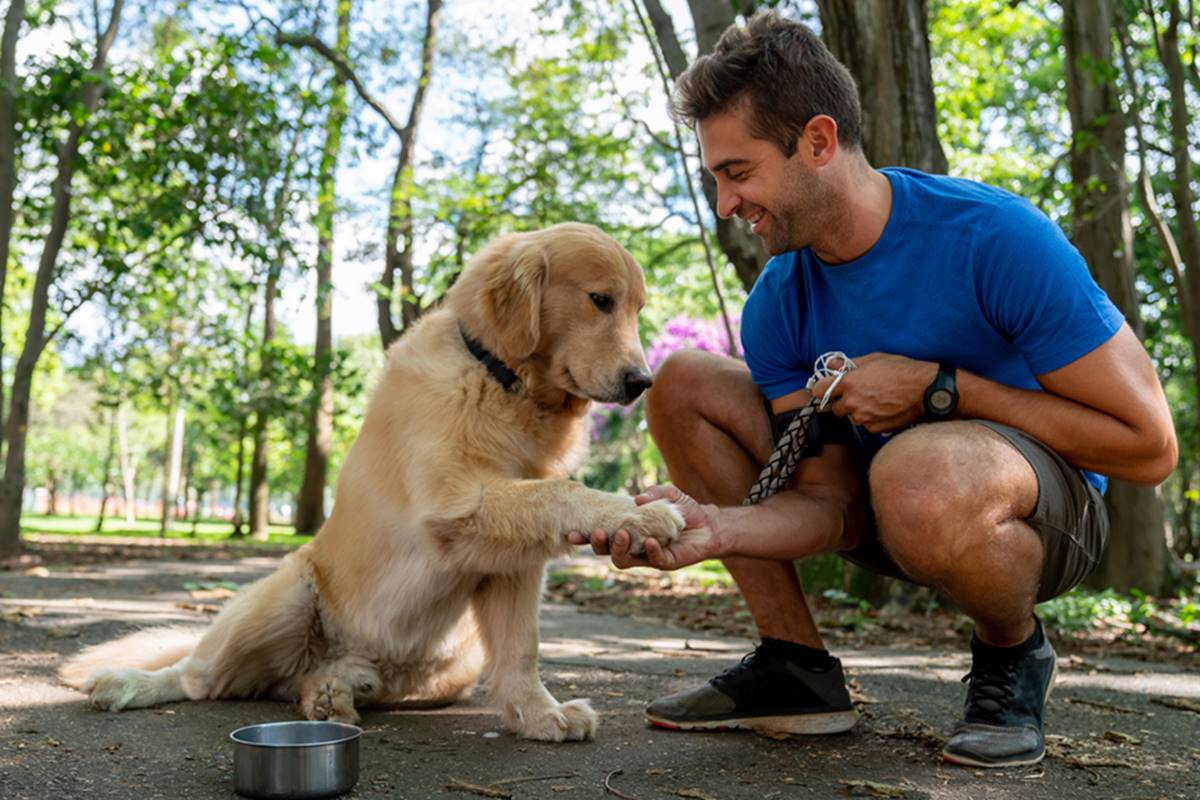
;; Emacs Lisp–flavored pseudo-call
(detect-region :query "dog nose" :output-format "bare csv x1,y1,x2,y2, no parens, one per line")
622,368,654,401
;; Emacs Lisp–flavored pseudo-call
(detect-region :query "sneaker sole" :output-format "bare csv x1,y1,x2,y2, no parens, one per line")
941,654,1058,769
646,708,859,735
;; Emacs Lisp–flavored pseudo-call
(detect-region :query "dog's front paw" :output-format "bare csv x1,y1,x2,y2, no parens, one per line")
618,499,685,555
84,668,142,711
514,698,598,742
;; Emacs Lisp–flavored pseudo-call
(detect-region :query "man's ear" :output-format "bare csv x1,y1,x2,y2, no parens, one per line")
479,234,549,359
801,114,839,166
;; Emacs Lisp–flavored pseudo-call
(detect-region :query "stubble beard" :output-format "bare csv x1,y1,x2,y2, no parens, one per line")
766,161,836,256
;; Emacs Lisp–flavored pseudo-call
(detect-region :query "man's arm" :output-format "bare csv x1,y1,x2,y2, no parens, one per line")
811,323,1177,485
575,390,866,570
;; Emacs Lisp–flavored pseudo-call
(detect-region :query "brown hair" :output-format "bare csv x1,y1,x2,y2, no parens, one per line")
671,10,862,157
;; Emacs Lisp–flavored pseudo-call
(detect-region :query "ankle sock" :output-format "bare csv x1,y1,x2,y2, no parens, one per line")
760,637,837,669
973,618,1044,658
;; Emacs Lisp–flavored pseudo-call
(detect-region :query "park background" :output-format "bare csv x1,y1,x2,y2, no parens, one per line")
0,0,1197,639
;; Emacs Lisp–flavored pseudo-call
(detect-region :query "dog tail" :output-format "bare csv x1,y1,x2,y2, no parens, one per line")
58,625,205,689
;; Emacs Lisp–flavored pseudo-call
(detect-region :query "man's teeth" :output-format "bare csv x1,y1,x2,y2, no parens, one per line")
749,211,764,225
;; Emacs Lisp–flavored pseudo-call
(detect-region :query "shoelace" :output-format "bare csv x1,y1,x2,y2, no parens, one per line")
960,658,1019,725
711,649,772,688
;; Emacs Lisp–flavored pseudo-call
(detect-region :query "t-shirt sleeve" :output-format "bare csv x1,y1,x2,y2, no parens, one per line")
974,198,1125,376
740,263,811,400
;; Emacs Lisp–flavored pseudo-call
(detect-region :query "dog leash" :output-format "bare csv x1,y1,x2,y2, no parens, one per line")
742,352,856,505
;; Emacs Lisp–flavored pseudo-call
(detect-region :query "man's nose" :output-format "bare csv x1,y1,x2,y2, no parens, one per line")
715,183,740,219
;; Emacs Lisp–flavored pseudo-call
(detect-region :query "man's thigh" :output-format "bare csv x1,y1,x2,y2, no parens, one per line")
843,421,1108,603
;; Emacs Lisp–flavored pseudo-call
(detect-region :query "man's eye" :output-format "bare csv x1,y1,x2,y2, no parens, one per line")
590,293,613,313
728,172,746,181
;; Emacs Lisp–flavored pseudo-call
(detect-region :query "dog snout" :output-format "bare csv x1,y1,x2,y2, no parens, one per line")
621,368,654,403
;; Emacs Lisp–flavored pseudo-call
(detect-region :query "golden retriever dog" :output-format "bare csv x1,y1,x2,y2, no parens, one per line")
60,222,684,741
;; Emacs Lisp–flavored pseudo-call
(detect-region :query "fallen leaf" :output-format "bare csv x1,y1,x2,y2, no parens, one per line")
675,790,719,800
23,566,49,577
1102,730,1142,745
838,779,904,798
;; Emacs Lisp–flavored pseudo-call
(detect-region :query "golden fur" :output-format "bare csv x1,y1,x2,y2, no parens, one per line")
60,223,683,741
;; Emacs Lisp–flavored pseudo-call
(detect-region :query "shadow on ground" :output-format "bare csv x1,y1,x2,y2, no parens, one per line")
2,550,1198,799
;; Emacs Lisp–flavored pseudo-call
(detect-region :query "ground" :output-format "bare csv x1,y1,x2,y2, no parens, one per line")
1,538,1198,800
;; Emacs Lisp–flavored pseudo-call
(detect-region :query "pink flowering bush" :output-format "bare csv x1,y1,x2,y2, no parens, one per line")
589,315,741,445
646,314,742,371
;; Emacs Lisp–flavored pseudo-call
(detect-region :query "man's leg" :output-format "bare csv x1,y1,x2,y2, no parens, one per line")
642,350,857,734
867,421,1070,768
646,350,822,645
868,422,1042,644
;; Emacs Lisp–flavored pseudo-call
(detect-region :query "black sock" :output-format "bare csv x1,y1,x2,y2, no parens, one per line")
972,617,1044,657
760,637,837,669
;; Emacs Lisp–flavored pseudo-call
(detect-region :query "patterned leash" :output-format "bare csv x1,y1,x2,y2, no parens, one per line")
742,352,856,505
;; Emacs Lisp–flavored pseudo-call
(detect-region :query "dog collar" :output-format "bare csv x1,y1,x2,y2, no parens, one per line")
460,326,519,391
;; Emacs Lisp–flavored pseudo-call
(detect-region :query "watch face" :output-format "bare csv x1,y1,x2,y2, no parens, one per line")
928,388,954,414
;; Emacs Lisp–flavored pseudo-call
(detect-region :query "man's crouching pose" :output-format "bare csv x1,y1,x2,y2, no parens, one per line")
572,11,1176,768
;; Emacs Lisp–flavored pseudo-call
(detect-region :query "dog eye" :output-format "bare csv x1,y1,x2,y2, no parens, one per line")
589,293,613,313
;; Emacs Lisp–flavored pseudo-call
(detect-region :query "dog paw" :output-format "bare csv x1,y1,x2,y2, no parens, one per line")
619,499,685,555
84,668,142,711
301,678,359,723
514,698,598,742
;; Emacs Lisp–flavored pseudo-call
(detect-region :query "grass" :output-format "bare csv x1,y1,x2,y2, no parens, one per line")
20,512,309,547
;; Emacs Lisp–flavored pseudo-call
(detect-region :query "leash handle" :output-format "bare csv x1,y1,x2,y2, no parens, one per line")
743,351,857,506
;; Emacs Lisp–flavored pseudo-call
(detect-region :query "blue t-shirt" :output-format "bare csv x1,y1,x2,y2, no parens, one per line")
740,167,1124,493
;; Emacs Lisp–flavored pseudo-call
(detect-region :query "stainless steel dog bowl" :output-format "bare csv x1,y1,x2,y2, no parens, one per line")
230,721,362,799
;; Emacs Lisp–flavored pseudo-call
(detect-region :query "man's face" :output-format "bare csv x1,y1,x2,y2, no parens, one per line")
698,104,831,256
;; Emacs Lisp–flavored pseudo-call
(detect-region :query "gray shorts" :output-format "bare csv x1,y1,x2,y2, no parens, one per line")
834,421,1109,603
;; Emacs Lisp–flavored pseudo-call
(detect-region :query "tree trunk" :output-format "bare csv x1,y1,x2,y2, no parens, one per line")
1063,0,1168,594
231,415,247,535
117,403,137,524
159,398,185,536
641,0,767,292
95,405,117,533
250,123,303,540
378,0,441,350
0,0,123,559
294,0,351,536
1153,1,1200,427
816,0,947,174
0,0,25,450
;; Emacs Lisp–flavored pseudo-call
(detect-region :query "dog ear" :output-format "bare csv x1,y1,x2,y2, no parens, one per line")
480,234,548,359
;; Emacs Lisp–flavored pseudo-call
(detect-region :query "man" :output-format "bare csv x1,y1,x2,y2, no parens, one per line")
569,10,1176,768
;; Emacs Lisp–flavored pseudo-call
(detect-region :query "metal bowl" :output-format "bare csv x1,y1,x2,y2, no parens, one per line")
230,720,362,799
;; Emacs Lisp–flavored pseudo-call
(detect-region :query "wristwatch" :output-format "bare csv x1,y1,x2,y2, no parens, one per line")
923,362,958,421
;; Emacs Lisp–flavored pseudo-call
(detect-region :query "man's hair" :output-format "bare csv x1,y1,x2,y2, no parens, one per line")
671,10,862,157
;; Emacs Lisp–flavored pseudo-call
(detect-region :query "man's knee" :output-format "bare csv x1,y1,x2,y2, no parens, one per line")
645,350,733,435
868,422,1036,582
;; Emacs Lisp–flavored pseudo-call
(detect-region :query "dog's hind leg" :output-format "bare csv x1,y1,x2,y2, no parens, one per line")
472,566,597,742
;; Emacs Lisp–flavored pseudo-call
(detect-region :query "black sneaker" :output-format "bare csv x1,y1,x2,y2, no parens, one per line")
645,639,858,734
942,619,1057,768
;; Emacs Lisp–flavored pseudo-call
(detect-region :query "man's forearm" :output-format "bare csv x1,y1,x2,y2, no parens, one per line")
956,370,1172,483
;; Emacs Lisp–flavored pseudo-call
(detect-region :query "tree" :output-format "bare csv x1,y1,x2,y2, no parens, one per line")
0,0,25,445
816,0,947,174
0,0,124,560
1063,0,1169,594
278,0,444,351
639,0,767,292
294,0,352,535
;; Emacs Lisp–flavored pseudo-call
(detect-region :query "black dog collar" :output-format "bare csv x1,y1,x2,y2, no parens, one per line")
460,326,519,391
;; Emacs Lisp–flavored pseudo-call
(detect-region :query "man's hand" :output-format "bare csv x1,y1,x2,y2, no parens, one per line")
566,485,720,571
808,353,938,432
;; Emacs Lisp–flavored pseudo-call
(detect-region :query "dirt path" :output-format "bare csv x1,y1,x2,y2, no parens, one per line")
2,548,1198,799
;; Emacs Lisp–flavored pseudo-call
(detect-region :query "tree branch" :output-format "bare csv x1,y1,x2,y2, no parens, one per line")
275,32,407,138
